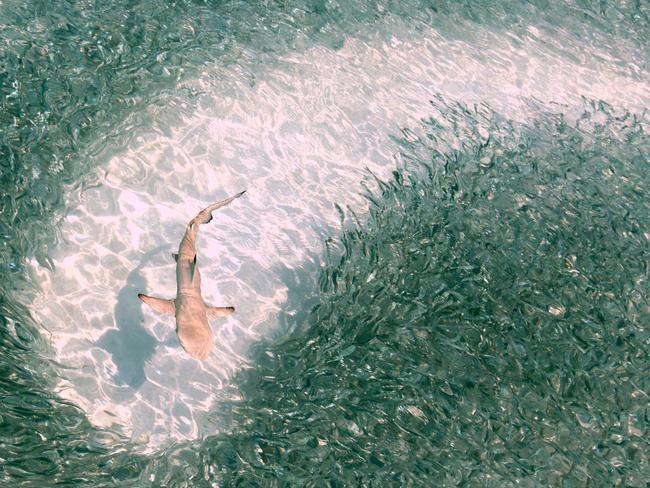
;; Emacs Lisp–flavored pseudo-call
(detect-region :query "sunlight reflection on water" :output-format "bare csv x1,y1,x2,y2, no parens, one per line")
23,12,649,453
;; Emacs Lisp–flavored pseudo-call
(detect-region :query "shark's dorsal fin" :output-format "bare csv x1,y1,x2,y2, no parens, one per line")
138,294,176,315
206,306,235,319
189,254,197,279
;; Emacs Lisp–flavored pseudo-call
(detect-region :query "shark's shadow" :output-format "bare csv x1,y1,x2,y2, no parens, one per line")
96,245,170,389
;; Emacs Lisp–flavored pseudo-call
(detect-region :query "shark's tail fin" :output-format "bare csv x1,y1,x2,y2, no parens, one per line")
191,190,246,226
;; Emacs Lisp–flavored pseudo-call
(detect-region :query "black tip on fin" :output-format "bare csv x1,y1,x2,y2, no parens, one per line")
188,255,197,279
172,253,178,262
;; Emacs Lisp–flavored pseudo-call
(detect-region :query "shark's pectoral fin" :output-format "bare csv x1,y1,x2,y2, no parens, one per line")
138,294,176,315
206,306,235,319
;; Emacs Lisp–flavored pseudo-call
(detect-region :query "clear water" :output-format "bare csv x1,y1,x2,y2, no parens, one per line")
1,0,649,486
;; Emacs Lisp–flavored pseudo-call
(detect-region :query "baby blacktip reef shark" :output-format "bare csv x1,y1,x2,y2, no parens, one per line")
138,191,245,360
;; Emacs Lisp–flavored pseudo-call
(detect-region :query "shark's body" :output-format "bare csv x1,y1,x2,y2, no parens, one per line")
138,191,245,360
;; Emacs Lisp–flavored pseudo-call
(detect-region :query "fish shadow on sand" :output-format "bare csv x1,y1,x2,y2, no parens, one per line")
96,245,170,389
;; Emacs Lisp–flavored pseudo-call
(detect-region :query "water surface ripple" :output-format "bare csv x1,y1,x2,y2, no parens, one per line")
0,0,649,486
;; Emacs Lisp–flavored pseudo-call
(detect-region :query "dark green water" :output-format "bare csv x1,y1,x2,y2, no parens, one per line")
1,1,649,486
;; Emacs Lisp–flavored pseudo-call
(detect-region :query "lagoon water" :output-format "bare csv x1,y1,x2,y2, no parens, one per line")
1,1,649,486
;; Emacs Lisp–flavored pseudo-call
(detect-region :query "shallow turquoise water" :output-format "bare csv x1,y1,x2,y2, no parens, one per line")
1,1,649,486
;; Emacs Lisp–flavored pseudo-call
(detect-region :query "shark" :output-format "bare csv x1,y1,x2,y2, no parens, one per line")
138,191,245,360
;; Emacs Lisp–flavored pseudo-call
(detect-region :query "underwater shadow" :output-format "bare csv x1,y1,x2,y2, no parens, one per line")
96,245,170,389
